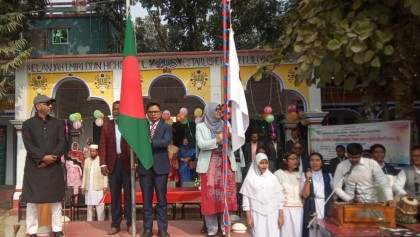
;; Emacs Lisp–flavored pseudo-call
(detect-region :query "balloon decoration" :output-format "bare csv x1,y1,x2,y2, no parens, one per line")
92,110,105,127
95,118,104,127
263,106,273,115
73,121,82,130
176,113,185,123
194,108,203,117
165,119,173,125
265,114,275,123
179,107,188,116
286,104,300,122
69,112,84,130
262,105,275,126
162,110,171,120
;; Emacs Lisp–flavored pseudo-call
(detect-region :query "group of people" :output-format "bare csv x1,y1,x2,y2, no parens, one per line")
20,94,420,237
240,140,420,237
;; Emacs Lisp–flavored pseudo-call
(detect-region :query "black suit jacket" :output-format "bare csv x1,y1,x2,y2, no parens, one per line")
329,157,346,176
265,140,283,169
137,120,173,175
243,141,264,166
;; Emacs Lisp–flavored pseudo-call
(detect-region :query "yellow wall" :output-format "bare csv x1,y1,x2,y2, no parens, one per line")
27,71,114,114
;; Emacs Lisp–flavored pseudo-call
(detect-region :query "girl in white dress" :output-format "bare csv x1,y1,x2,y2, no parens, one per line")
241,153,285,237
274,152,303,237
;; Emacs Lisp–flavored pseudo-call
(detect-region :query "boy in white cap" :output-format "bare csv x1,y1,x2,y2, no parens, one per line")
81,144,108,221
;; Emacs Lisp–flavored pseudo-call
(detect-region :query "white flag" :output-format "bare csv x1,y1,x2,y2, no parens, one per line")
228,29,249,152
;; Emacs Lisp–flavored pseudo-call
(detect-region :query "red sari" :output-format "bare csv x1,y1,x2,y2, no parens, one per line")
200,147,237,215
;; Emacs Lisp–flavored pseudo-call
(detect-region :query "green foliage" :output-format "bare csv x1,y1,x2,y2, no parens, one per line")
0,0,47,101
138,0,285,51
263,0,420,120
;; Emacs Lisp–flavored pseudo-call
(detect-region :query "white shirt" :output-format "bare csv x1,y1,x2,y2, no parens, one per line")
393,166,420,195
115,123,121,154
333,158,393,202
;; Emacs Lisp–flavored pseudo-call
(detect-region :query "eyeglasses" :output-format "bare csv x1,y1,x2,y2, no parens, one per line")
147,110,161,114
40,102,53,106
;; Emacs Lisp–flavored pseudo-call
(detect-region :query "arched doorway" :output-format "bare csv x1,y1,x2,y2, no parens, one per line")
51,77,111,146
245,72,308,142
145,75,205,146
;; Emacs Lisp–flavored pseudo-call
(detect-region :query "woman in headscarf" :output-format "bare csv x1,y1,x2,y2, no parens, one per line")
66,142,84,195
196,102,237,237
300,152,332,237
178,137,196,183
274,152,303,237
240,153,285,237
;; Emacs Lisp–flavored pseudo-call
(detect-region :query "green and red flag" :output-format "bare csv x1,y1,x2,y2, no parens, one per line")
118,14,153,169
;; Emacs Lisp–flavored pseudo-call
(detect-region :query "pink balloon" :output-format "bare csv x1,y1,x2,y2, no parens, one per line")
73,121,82,130
162,110,171,120
179,107,188,116
288,104,297,113
264,105,273,114
95,118,104,127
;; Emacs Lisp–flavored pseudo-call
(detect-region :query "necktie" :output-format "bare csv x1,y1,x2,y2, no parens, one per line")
150,122,156,139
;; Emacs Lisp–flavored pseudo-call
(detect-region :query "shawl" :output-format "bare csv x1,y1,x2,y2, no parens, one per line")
240,153,285,215
201,102,223,139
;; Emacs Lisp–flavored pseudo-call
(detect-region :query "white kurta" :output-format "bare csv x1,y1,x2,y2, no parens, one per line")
274,169,303,237
244,195,280,237
85,162,104,205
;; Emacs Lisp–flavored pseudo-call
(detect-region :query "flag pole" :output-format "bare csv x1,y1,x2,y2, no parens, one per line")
126,1,137,236
222,0,230,236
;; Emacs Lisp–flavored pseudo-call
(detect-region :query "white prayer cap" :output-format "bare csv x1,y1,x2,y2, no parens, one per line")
90,144,99,149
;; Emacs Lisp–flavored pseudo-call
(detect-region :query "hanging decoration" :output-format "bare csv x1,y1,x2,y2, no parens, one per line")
286,104,299,122
93,110,104,127
94,72,112,93
190,69,208,90
30,75,48,93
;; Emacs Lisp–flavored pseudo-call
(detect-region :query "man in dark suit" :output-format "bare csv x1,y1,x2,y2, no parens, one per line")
371,143,398,176
137,101,173,237
100,101,133,235
285,128,308,156
329,145,347,176
265,131,283,171
242,131,263,175
292,141,309,173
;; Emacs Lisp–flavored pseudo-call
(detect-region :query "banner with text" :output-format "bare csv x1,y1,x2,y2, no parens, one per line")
308,121,411,166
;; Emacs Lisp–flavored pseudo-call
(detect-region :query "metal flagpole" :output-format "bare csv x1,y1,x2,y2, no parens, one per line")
222,0,230,236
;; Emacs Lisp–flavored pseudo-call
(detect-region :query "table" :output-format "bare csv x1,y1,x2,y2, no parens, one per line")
100,187,201,219
318,219,390,236
100,187,201,204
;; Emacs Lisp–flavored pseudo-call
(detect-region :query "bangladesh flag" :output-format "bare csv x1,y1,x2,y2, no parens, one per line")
118,14,153,169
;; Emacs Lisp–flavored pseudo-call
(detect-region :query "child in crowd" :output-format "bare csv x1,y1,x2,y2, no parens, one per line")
81,144,107,221
241,153,285,237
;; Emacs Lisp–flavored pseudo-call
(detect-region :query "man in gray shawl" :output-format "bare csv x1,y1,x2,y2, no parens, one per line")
21,94,66,237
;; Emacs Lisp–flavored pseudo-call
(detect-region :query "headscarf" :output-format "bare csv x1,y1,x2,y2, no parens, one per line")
201,102,223,139
240,153,285,215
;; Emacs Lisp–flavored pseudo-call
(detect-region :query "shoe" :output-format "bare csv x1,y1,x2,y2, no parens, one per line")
140,229,153,237
108,227,121,235
207,234,216,237
53,231,64,237
158,230,170,237
29,234,37,237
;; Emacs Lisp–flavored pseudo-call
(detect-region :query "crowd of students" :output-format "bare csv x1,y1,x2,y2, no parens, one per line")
238,139,420,237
